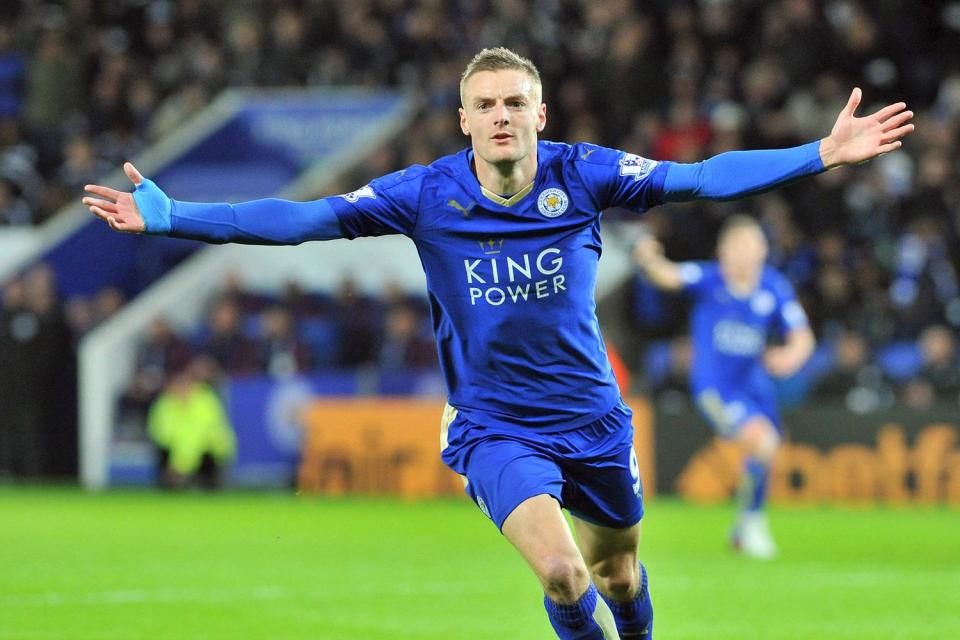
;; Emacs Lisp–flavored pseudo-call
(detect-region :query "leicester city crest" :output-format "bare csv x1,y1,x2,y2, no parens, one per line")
537,188,569,218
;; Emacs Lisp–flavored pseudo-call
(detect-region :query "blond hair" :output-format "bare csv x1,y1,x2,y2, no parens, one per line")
460,47,542,106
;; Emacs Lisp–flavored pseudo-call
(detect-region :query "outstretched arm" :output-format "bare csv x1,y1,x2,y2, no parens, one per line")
83,163,344,244
633,235,684,291
662,88,914,201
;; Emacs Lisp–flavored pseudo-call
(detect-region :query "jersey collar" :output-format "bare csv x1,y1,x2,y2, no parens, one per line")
479,181,535,207
463,144,548,209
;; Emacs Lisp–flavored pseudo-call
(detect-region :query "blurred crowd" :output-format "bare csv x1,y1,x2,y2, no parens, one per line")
2,0,960,473
0,263,437,478
2,2,958,220
115,275,438,434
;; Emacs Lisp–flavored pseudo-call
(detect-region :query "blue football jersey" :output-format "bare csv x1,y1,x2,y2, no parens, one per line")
679,262,809,392
326,140,668,431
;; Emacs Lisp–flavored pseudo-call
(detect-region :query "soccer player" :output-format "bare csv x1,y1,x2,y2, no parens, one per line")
83,48,912,639
634,217,815,559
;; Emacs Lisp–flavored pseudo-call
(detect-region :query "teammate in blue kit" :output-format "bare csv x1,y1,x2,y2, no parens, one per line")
84,48,912,639
634,216,816,559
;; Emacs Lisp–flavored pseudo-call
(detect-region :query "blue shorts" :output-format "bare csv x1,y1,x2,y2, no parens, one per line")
440,398,644,531
694,386,782,438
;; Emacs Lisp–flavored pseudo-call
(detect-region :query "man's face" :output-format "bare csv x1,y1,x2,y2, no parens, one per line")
718,226,768,281
459,69,546,168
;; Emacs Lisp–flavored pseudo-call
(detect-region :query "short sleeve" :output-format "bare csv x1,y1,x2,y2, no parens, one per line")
572,143,670,212
772,274,809,331
679,261,714,297
325,166,425,239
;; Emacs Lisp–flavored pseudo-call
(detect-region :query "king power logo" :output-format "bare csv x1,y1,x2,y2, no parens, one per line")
463,247,566,306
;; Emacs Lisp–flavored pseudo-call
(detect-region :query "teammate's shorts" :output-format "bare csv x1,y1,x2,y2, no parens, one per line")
440,398,644,531
694,386,782,438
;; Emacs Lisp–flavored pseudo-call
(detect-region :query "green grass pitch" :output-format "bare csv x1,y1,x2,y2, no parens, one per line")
1,487,957,639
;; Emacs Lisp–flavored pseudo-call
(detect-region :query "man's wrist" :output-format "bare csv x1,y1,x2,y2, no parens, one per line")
818,137,841,170
133,178,172,234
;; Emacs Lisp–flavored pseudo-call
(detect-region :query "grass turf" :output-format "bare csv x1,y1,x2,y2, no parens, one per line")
0,487,957,639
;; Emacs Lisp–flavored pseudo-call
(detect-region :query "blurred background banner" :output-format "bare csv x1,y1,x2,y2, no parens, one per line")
296,396,656,499
659,403,960,505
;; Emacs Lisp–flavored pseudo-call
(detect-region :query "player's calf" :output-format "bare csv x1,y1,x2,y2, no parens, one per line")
545,582,620,640
599,562,653,639
738,417,780,461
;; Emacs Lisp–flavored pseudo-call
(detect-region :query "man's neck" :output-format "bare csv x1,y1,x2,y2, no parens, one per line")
722,267,761,297
473,152,537,197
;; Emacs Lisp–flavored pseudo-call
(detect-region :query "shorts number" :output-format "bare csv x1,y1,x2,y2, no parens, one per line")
629,445,642,498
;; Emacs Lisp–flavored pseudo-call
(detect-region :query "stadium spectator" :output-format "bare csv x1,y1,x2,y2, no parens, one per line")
56,135,113,194
254,305,312,378
278,279,330,318
332,277,382,368
378,304,435,372
815,330,872,400
889,215,958,337
138,317,193,382
91,286,125,325
0,263,72,479
196,298,258,375
0,22,25,120
219,272,273,315
118,317,194,438
23,25,81,163
0,117,44,214
0,176,31,225
900,325,960,409
23,263,75,476
811,329,895,412
62,294,96,341
0,276,42,478
147,357,236,490
809,262,855,338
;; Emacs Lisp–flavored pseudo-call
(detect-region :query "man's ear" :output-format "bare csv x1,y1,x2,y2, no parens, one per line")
459,108,470,136
536,103,547,132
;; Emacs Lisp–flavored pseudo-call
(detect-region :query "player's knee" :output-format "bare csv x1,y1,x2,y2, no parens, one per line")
540,555,590,603
739,419,779,460
595,572,635,601
591,558,637,601
756,426,780,459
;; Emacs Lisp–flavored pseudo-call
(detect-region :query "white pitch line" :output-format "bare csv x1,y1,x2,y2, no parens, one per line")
0,580,502,608
0,585,289,608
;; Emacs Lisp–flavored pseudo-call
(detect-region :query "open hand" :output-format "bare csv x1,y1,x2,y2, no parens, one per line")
819,88,914,168
82,162,147,233
633,235,664,266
